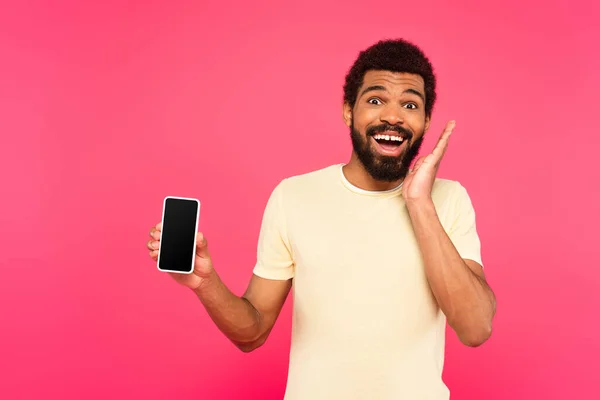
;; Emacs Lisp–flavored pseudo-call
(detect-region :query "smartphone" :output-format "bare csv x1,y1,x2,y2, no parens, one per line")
157,196,200,274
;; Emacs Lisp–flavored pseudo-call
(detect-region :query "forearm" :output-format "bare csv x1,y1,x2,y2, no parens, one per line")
407,200,495,346
192,270,263,350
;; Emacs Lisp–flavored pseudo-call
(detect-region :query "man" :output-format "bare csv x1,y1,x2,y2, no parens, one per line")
147,39,496,399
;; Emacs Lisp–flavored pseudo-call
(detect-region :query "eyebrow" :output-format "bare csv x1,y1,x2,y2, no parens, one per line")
359,85,425,103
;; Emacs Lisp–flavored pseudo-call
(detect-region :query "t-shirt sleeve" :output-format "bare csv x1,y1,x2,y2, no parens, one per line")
252,179,295,280
447,182,484,268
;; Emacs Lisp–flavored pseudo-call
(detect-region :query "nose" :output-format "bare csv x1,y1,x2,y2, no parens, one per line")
379,104,404,126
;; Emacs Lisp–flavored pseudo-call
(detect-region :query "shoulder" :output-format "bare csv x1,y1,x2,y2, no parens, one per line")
432,177,462,198
431,177,474,208
276,164,342,195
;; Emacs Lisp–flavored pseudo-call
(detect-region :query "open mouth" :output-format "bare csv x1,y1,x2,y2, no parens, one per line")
373,133,404,145
371,133,407,156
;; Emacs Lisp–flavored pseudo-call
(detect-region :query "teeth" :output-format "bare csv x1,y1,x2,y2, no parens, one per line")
373,134,403,142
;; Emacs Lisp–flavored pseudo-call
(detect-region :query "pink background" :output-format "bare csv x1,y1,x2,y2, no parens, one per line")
1,0,598,399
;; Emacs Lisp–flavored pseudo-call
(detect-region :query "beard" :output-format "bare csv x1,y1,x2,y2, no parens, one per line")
350,120,424,182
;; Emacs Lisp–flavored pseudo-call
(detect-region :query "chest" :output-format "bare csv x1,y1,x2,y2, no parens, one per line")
287,197,434,306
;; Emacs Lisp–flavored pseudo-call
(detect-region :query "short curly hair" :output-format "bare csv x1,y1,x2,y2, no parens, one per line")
343,39,437,118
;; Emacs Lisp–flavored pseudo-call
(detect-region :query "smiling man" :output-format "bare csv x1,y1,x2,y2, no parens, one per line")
147,38,496,399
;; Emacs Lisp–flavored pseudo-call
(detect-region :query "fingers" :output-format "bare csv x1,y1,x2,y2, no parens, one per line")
411,156,427,172
149,222,162,240
195,232,211,259
431,120,455,161
441,120,455,138
435,120,454,150
147,223,209,265
147,239,159,251
148,222,162,260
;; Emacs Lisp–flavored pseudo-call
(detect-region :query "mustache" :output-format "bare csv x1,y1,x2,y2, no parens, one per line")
366,124,413,140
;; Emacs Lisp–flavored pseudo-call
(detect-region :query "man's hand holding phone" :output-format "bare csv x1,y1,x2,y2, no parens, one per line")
147,222,214,290
145,197,293,354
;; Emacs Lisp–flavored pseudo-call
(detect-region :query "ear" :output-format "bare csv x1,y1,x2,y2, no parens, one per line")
342,102,353,127
424,115,431,132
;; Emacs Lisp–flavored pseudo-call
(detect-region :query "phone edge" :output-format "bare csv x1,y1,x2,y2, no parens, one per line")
156,196,201,275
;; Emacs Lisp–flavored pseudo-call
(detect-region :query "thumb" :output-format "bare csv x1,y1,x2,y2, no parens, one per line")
411,156,427,172
195,232,211,259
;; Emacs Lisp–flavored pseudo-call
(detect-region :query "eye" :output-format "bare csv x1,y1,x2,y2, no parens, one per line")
367,98,382,105
404,103,418,109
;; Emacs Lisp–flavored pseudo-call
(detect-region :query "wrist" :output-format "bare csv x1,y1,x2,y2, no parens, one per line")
192,268,219,296
405,198,436,214
405,199,442,237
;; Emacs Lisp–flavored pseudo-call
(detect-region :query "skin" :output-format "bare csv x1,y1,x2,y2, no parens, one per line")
148,229,290,351
343,70,496,346
343,70,431,190
146,70,496,350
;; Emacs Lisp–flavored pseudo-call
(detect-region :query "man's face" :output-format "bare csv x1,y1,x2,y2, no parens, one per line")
344,70,431,182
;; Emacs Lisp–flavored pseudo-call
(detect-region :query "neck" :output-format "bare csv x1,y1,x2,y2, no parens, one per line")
342,153,404,192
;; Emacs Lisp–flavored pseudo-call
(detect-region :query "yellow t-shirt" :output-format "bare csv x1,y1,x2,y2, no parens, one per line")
253,164,483,400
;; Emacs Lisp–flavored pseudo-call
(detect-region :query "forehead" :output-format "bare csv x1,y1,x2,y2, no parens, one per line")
360,70,425,92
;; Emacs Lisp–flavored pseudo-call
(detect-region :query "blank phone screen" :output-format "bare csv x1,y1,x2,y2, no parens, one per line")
158,198,199,273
